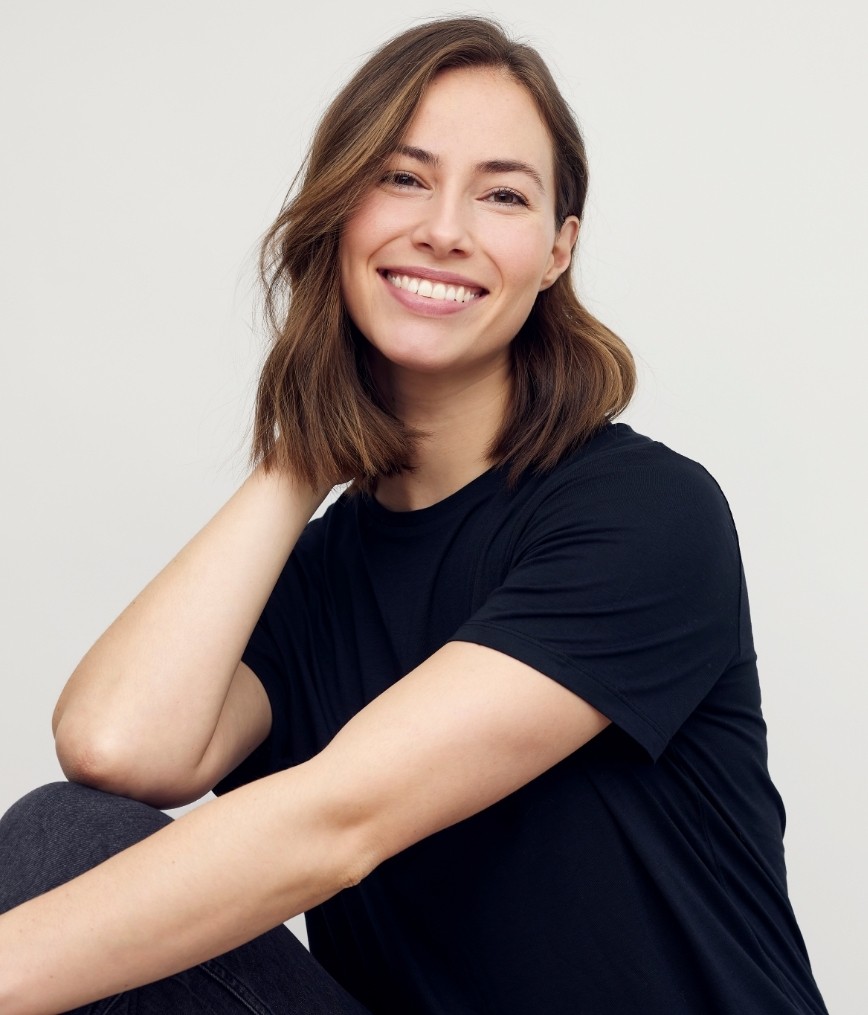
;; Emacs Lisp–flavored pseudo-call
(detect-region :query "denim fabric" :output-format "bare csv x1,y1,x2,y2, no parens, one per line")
0,782,371,1014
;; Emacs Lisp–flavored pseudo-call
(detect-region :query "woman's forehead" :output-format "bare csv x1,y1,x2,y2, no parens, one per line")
396,67,556,190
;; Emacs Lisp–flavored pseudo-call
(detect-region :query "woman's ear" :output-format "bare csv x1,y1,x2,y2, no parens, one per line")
540,216,580,290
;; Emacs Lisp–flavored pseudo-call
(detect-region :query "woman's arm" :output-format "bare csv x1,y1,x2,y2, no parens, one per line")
0,642,607,1015
52,465,329,807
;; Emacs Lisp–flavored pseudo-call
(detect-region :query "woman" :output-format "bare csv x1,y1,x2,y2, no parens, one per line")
0,17,827,1015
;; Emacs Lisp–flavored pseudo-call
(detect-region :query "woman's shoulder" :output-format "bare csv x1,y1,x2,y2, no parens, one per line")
555,421,706,472
519,422,735,535
549,422,726,496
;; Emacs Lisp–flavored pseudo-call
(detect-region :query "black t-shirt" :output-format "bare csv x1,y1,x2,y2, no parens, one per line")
215,423,827,1015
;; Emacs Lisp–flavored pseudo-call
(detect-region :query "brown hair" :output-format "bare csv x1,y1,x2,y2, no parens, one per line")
253,16,635,492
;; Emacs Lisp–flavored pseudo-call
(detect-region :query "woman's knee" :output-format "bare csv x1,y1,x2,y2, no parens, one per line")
0,781,172,913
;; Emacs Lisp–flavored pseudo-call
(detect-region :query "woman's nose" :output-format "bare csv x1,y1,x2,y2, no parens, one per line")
411,193,473,259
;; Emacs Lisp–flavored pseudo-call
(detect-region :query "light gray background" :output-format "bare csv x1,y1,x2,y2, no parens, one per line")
1,2,865,1010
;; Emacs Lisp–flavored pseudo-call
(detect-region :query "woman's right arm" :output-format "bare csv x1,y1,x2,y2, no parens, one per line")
52,464,329,808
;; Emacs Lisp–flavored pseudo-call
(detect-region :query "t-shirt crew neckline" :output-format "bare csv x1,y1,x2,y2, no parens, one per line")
360,464,503,531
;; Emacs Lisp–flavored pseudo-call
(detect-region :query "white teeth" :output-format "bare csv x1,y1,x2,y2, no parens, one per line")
385,272,481,302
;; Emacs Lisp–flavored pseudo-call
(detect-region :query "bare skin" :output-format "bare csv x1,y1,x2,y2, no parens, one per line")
0,68,604,1014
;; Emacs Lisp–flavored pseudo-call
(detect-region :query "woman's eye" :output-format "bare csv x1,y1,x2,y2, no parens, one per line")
382,170,420,189
485,188,528,207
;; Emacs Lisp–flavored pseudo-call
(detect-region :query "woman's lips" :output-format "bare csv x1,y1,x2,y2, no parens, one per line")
380,266,487,291
378,269,487,317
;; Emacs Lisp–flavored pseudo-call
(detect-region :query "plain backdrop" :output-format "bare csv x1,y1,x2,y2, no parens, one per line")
1,1,865,1011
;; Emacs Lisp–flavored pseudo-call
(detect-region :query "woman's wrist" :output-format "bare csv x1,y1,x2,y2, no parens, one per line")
247,459,333,520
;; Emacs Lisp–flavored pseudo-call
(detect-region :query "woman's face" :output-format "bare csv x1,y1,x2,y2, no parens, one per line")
340,67,579,389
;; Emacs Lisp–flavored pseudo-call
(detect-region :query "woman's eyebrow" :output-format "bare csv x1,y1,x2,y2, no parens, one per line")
478,159,545,194
394,144,546,194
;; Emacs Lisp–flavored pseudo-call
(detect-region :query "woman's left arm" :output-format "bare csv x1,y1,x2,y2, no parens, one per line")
0,641,607,1015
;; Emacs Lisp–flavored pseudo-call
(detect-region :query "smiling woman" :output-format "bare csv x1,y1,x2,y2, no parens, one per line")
339,67,579,459
252,21,632,499
0,14,829,1015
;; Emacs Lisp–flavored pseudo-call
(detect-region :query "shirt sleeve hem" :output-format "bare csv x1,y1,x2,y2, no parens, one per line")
211,648,288,795
449,621,668,761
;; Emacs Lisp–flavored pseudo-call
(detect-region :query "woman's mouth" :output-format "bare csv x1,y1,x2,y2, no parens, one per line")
382,270,485,304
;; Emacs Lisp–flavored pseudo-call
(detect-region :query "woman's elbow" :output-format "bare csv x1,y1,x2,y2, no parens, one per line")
54,728,131,794
53,721,204,808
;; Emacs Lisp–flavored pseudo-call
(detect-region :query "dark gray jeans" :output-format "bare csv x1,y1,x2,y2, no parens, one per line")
0,782,372,1014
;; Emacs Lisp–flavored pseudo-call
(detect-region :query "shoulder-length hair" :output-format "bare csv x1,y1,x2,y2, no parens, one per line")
253,16,635,493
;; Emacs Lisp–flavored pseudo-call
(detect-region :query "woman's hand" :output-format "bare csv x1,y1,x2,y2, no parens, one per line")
51,464,331,807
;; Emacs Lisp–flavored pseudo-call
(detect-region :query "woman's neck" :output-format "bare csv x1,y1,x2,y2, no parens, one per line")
373,360,510,512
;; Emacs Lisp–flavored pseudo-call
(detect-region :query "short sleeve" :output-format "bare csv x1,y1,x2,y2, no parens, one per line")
450,447,743,760
212,521,324,795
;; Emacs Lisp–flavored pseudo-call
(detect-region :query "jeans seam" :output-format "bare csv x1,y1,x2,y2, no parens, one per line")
89,993,128,1015
199,958,275,1015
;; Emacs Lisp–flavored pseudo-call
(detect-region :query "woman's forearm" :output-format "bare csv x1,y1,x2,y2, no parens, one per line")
52,465,328,801
0,767,366,1015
